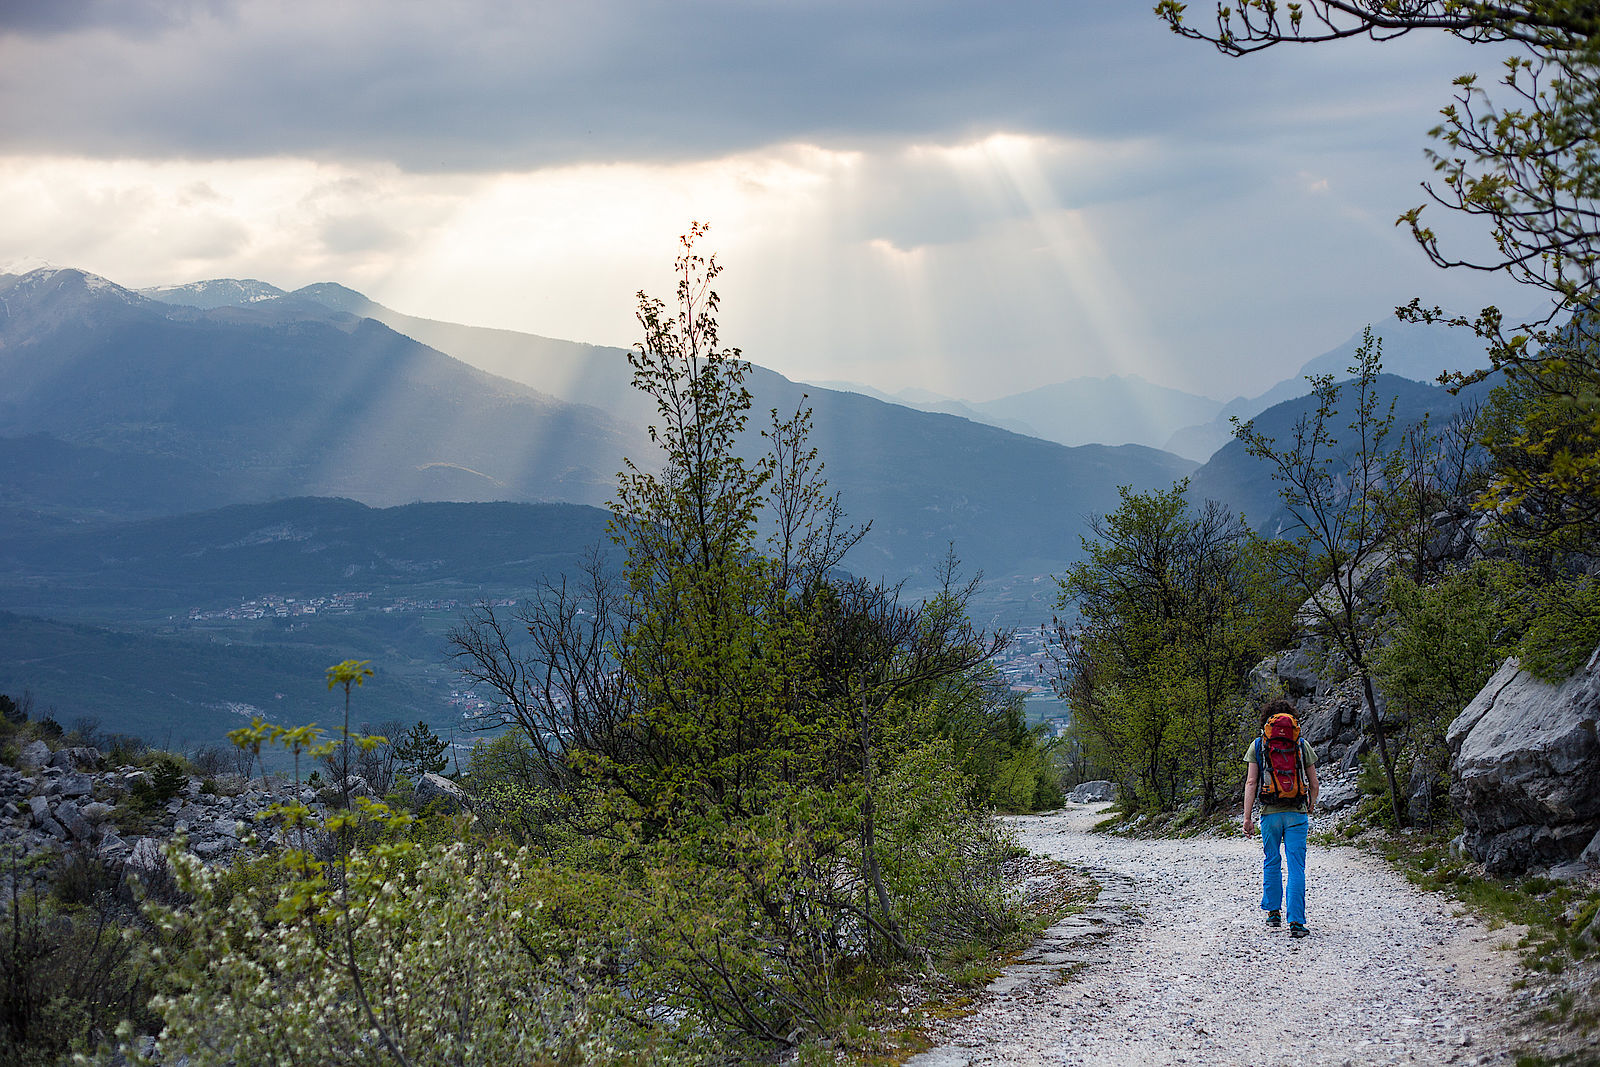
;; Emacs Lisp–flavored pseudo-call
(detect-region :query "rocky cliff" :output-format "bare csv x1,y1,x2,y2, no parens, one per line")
1446,649,1600,876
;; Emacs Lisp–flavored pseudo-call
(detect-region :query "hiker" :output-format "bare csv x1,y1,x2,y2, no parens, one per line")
1242,698,1319,938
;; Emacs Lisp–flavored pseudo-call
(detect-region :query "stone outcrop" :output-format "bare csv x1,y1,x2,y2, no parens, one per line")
1065,780,1117,804
1446,648,1600,876
414,772,470,812
1249,640,1372,771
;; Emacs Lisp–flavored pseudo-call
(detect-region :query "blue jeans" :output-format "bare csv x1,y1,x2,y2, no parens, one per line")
1259,810,1309,925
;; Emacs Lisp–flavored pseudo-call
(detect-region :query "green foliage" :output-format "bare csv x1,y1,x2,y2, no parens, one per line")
127,755,188,812
1479,353,1600,553
1053,480,1296,813
147,839,645,1066
1481,559,1600,681
136,235,1029,1064
0,693,23,725
873,742,1024,950
1375,562,1507,822
464,730,567,846
441,228,1026,1055
392,719,448,779
140,679,624,1066
912,675,1059,813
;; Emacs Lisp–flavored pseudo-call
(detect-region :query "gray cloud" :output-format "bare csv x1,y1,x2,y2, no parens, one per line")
0,0,235,37
0,1,1487,172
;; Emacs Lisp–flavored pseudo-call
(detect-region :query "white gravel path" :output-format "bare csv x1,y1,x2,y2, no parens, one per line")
909,804,1524,1067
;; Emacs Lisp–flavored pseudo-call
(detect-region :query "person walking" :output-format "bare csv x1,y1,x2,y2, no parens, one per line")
1242,698,1319,938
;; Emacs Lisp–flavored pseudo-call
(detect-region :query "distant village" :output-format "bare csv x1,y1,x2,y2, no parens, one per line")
186,591,518,623
184,591,1070,732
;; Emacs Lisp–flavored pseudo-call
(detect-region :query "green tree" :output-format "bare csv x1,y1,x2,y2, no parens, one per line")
393,720,449,780
1373,563,1505,824
449,226,1019,1052
1478,353,1600,549
1052,480,1295,813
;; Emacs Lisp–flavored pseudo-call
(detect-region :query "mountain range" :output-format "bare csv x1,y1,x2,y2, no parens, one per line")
125,270,1196,583
0,264,1498,742
1,265,1198,739
817,317,1489,461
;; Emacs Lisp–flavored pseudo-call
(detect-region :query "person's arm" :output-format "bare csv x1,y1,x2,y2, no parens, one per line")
1305,757,1319,815
1243,759,1259,835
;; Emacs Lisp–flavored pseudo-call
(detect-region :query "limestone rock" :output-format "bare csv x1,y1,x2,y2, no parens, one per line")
57,773,93,799
1582,828,1600,869
1316,774,1361,813
318,775,372,806
1276,644,1335,701
1447,649,1600,876
190,836,230,860
54,800,91,841
49,746,102,772
17,740,50,771
1066,780,1117,804
125,837,165,874
414,772,469,812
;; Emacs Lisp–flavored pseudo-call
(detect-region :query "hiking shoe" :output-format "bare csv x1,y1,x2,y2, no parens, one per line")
1289,922,1309,939
1266,910,1282,928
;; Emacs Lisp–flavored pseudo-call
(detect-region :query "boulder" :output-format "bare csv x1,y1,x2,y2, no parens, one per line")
81,801,115,823
125,837,165,875
1447,650,1600,876
1582,828,1600,869
54,800,92,841
318,775,372,807
414,773,470,812
17,740,50,771
57,773,94,799
1316,774,1362,813
190,836,230,860
48,746,102,772
1275,644,1336,701
1066,780,1117,804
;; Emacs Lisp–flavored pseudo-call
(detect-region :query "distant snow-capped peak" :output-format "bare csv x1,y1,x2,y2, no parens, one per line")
141,278,288,309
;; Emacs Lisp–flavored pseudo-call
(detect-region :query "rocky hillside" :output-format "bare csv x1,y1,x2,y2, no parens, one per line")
1247,504,1600,878
4,737,468,885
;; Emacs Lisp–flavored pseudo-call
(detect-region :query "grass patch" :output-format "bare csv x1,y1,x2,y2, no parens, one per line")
820,859,1099,1066
1369,827,1600,1064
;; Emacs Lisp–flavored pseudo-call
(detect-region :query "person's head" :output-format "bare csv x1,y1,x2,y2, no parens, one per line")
1259,697,1296,729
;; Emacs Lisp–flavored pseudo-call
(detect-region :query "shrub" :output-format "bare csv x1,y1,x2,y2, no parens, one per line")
128,755,188,811
0,847,157,1065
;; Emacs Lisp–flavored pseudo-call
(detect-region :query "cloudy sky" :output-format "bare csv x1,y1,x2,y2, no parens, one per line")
0,0,1528,401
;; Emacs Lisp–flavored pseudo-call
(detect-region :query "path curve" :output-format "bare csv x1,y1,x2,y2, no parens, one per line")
909,804,1523,1067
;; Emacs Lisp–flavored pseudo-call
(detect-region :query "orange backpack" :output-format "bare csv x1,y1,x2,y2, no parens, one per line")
1256,712,1307,806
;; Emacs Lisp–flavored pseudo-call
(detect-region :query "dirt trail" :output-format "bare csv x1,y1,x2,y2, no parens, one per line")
908,804,1524,1067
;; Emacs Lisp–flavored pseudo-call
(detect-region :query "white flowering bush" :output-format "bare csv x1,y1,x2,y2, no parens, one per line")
140,840,634,1066
126,674,689,1067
